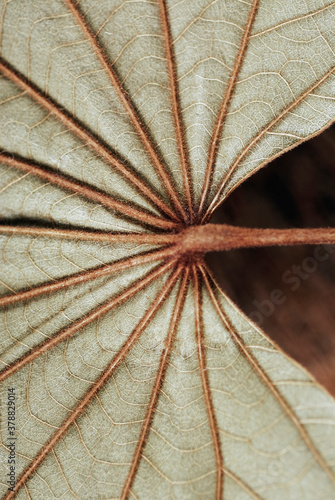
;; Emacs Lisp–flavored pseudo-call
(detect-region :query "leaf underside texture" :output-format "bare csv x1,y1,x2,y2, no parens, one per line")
0,1,335,499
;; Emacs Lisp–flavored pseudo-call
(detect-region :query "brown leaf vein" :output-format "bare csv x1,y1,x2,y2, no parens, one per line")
3,264,182,500
201,264,335,487
63,0,185,221
121,265,190,499
204,65,335,220
158,0,193,222
0,258,176,383
193,265,223,500
0,153,177,230
198,0,259,217
0,58,177,221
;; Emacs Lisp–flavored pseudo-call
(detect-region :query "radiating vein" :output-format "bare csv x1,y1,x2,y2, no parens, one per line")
198,0,259,218
63,0,185,221
222,116,335,204
158,0,193,222
0,153,177,230
223,468,264,500
193,265,223,500
3,264,182,500
0,258,177,383
121,265,189,499
250,2,335,38
0,246,177,308
0,58,178,221
200,264,335,486
204,65,335,221
0,224,178,244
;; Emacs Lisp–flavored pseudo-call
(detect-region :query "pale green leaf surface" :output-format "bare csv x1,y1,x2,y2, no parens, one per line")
168,0,335,205
204,281,335,499
0,79,160,219
0,1,335,499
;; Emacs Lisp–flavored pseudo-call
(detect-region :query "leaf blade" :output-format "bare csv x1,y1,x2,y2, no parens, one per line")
1,1,335,499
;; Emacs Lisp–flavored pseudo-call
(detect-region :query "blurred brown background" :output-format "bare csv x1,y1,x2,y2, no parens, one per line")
207,125,335,396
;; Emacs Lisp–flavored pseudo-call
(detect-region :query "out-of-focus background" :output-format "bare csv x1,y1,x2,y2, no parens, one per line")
207,125,335,396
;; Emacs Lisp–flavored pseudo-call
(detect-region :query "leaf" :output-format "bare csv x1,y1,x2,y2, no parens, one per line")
0,1,335,499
